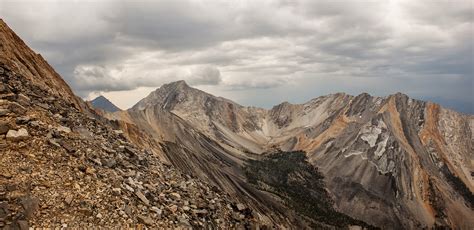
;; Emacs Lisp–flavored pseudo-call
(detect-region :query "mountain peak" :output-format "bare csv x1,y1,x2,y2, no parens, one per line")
90,95,121,112
132,80,198,110
162,80,190,90
159,80,194,94
170,80,188,86
131,80,239,111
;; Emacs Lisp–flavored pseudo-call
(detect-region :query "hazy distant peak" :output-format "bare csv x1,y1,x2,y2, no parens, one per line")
90,95,121,112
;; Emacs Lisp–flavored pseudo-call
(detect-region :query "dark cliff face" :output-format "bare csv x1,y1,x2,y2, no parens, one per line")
116,80,473,229
90,95,121,113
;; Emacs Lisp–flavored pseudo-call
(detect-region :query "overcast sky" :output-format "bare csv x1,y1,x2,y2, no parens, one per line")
1,0,472,113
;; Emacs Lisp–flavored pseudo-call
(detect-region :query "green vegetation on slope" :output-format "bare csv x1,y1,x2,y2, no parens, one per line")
244,151,375,228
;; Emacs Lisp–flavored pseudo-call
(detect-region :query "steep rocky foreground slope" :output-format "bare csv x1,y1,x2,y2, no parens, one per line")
0,19,259,228
109,80,473,229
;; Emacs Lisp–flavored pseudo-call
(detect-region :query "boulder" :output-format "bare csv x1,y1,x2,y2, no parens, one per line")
20,196,39,219
17,94,31,106
61,141,76,153
169,204,178,213
56,125,71,133
103,158,116,168
0,108,9,116
8,102,26,115
169,192,181,200
0,121,10,134
135,191,150,206
15,116,31,124
137,215,154,225
0,83,7,93
36,103,49,110
64,195,74,205
236,203,246,211
6,128,29,141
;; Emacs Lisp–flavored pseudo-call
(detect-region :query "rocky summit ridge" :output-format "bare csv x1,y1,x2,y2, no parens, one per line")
0,19,258,229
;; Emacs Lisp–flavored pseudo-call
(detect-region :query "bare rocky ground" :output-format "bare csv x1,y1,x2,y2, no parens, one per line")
0,65,255,229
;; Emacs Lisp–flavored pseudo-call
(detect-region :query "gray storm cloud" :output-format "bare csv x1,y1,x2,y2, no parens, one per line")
0,0,472,112
73,64,222,92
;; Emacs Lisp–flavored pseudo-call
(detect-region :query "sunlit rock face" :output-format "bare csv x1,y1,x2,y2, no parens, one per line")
111,80,473,229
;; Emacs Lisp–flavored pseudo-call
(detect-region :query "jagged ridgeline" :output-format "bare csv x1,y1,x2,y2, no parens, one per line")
244,151,376,229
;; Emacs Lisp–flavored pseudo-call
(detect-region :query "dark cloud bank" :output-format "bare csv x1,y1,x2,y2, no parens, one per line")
0,0,472,113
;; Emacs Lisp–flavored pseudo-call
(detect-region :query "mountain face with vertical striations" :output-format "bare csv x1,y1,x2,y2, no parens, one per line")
90,95,121,113
106,80,474,229
0,19,269,229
